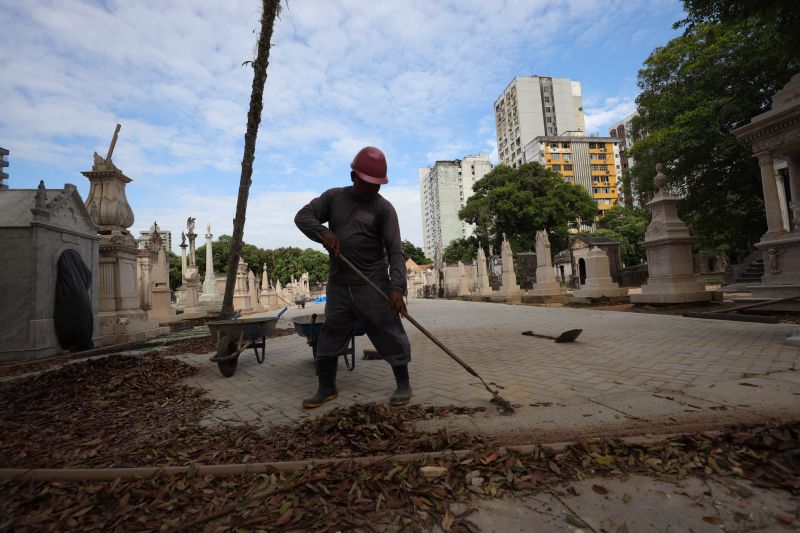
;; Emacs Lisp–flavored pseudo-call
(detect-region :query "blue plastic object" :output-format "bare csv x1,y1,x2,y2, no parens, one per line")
311,296,327,303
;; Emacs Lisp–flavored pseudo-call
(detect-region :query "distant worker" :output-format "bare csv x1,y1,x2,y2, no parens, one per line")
295,146,411,409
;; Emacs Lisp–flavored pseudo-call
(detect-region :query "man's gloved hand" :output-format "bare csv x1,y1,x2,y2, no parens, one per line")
321,232,341,256
388,290,407,317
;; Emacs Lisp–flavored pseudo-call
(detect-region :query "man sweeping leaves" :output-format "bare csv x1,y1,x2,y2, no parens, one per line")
295,146,412,409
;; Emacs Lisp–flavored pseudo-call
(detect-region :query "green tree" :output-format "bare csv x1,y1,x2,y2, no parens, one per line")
402,240,431,264
166,251,182,291
459,162,597,254
629,4,799,257
442,236,480,263
196,237,329,287
266,247,329,285
678,1,800,54
597,205,650,266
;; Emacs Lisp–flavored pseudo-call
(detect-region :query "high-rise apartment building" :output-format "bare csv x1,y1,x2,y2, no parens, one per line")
419,153,493,260
494,76,585,168
0,147,8,189
609,112,639,206
524,135,622,217
138,223,173,253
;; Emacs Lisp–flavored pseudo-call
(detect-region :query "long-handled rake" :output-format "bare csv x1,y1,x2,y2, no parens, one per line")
332,250,515,414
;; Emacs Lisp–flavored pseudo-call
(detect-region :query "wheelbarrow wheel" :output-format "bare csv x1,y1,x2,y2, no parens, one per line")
218,357,238,377
216,335,238,378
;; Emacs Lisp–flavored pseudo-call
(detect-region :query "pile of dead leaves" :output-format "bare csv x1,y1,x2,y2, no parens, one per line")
274,403,484,460
2,421,798,531
2,352,799,531
0,353,484,469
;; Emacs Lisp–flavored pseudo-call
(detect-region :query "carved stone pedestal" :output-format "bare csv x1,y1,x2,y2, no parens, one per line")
529,230,568,302
572,247,628,300
631,165,710,305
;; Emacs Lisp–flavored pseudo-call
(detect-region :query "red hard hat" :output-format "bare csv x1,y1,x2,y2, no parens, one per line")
350,146,388,185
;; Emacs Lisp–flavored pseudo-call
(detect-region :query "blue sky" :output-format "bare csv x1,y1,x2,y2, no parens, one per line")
0,0,684,252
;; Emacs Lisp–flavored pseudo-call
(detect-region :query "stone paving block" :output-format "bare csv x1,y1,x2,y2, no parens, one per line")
169,299,800,428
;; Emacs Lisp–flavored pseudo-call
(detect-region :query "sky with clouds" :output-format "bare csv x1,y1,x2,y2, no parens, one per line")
0,0,684,252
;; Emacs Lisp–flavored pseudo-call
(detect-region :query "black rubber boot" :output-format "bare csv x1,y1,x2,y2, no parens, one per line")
303,357,338,409
389,364,412,406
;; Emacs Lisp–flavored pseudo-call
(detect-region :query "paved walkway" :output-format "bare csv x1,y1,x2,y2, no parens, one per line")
174,299,800,438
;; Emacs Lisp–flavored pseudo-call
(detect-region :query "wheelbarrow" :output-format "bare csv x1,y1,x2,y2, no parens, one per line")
207,307,288,377
294,293,307,309
293,313,366,371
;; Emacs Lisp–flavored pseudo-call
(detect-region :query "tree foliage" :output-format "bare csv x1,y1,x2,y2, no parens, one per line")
629,3,799,257
678,0,800,54
459,163,598,255
166,252,182,291
402,240,431,264
442,236,480,264
597,205,650,266
195,235,329,286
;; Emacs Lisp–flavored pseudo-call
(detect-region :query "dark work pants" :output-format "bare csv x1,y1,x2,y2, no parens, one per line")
316,280,411,367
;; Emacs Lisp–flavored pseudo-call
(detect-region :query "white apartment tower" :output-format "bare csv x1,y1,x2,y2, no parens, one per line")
420,153,493,260
494,76,586,168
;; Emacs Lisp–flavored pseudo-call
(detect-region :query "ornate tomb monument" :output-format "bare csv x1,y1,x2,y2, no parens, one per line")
733,73,800,310
572,246,628,299
82,124,165,345
630,164,710,304
529,230,568,302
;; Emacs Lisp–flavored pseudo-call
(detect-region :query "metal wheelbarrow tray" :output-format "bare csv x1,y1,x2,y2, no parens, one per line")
207,308,287,377
293,313,366,371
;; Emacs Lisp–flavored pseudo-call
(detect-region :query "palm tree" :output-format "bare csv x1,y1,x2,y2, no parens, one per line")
221,0,282,318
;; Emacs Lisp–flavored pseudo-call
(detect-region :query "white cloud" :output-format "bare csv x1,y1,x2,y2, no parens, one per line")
133,185,424,254
584,96,638,136
1,0,683,250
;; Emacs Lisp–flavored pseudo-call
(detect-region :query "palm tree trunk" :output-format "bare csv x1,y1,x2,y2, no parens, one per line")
221,0,281,318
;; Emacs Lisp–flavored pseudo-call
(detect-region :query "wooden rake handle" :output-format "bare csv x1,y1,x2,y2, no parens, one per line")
332,251,481,380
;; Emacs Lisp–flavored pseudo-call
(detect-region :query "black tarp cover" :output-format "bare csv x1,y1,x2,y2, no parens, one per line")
54,249,93,351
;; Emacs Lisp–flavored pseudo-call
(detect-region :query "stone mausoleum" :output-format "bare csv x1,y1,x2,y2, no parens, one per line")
0,181,99,361
733,73,800,309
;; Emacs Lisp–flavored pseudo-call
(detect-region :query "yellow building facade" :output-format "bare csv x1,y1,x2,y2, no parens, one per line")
524,135,622,217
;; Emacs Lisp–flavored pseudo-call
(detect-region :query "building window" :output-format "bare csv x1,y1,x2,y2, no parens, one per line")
545,106,551,112
544,97,550,102
564,164,573,171
551,153,562,160
589,143,596,149
546,117,552,123
564,154,572,162
552,164,562,171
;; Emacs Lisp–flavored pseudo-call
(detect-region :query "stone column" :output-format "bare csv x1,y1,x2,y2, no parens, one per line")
179,240,187,283
247,270,259,310
787,153,800,230
476,243,492,297
200,225,219,301
775,169,790,231
757,152,787,238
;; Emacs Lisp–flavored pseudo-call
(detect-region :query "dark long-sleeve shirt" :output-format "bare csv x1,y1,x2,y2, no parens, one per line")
294,186,407,294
